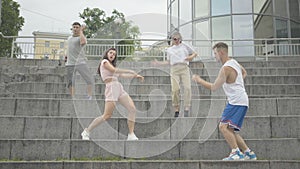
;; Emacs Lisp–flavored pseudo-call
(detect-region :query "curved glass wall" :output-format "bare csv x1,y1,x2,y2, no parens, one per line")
195,0,209,18
232,0,252,13
167,0,300,58
211,16,232,40
211,0,231,16
180,0,192,22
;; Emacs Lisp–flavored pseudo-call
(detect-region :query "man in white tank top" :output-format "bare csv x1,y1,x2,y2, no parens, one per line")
192,42,257,161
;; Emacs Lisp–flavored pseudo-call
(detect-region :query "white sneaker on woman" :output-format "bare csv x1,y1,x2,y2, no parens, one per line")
127,133,139,141
81,130,90,140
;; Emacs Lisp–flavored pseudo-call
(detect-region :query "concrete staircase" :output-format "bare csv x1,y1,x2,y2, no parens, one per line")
0,58,299,169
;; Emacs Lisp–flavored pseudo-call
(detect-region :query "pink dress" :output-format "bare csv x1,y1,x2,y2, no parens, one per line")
100,59,128,101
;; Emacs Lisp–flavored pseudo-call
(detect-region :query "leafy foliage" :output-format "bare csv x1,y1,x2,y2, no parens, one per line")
79,8,140,39
79,8,141,60
0,0,24,57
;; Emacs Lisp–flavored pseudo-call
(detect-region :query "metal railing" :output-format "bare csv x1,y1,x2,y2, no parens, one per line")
1,33,299,61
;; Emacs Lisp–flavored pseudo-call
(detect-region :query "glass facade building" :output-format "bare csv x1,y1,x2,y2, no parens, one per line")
167,0,300,58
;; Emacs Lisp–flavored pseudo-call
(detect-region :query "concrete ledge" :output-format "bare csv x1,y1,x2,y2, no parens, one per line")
0,97,298,117
2,57,300,67
0,138,299,160
277,98,300,115
0,160,299,169
70,140,125,159
9,139,70,161
1,116,299,140
3,70,300,85
5,82,300,96
0,162,63,169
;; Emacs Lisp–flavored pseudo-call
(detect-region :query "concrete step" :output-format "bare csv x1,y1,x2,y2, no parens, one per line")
2,58,300,74
0,98,299,117
3,81,300,95
193,60,300,68
2,70,300,84
2,65,300,79
0,138,299,160
83,60,300,69
3,58,300,68
0,160,299,169
5,92,296,100
0,116,299,140
1,58,299,163
2,62,300,75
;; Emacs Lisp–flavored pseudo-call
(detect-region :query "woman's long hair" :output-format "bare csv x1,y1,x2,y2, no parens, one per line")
97,48,118,75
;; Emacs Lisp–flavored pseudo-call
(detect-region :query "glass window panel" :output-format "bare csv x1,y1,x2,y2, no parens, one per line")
211,0,231,16
195,0,209,18
232,0,252,13
275,19,288,38
290,21,300,54
195,20,211,59
254,15,274,38
212,16,232,40
195,20,210,40
289,0,300,22
180,23,193,40
45,41,50,48
274,0,288,17
253,0,273,14
180,0,192,22
60,42,64,49
233,15,254,39
233,41,255,57
291,21,300,38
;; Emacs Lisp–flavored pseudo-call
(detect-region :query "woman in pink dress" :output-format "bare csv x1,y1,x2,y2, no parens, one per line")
81,48,144,141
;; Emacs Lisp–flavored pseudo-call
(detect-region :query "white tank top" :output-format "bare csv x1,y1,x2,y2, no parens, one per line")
222,59,248,107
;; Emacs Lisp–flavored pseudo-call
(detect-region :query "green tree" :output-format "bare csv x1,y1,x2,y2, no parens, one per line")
79,8,140,39
79,8,141,60
0,0,24,57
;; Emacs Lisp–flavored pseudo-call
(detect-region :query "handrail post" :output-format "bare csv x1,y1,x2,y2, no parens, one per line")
10,37,15,58
265,39,268,62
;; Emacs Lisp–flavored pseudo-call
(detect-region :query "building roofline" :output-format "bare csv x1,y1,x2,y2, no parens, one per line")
32,31,70,39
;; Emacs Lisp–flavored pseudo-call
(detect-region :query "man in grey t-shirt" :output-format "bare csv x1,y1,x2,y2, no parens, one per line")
66,22,93,99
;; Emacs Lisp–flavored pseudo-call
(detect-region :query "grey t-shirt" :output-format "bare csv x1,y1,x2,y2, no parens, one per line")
66,36,87,65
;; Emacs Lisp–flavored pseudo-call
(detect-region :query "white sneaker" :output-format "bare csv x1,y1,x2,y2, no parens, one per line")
127,133,139,141
222,150,244,160
81,130,90,140
87,95,92,100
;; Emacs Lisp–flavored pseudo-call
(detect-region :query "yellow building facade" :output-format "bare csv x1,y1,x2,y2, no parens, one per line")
32,31,70,60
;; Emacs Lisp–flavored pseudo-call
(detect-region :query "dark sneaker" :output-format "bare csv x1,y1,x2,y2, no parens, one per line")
184,110,189,117
174,111,179,117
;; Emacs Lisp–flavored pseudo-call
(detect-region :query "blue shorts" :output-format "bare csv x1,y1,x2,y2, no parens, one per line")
220,103,248,131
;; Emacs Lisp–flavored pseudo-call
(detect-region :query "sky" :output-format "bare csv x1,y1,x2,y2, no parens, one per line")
14,0,168,38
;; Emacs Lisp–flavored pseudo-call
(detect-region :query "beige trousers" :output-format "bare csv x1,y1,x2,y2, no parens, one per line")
170,64,191,108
